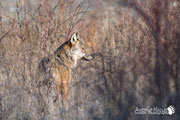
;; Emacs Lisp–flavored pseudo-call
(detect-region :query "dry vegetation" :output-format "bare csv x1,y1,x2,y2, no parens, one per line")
0,0,180,120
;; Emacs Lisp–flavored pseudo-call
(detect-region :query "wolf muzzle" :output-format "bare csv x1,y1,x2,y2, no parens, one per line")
82,54,95,61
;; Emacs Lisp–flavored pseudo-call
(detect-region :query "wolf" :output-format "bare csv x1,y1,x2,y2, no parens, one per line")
38,33,93,102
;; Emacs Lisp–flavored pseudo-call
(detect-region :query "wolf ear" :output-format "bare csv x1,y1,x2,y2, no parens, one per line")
70,33,78,44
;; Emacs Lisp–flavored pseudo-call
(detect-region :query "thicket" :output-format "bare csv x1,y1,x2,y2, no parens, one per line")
0,0,179,120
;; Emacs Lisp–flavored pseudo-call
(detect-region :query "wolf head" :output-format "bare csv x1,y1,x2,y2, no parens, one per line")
54,32,94,68
70,33,94,62
70,33,85,60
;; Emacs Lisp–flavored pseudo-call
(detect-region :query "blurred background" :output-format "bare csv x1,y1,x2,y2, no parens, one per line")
0,0,180,120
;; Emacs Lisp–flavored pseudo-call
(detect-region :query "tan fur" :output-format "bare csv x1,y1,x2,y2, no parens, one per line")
52,61,71,101
39,33,89,102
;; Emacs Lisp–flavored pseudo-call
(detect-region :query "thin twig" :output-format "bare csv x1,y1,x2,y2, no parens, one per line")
0,24,14,41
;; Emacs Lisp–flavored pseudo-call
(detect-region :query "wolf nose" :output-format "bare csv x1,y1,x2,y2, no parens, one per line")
82,54,94,61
